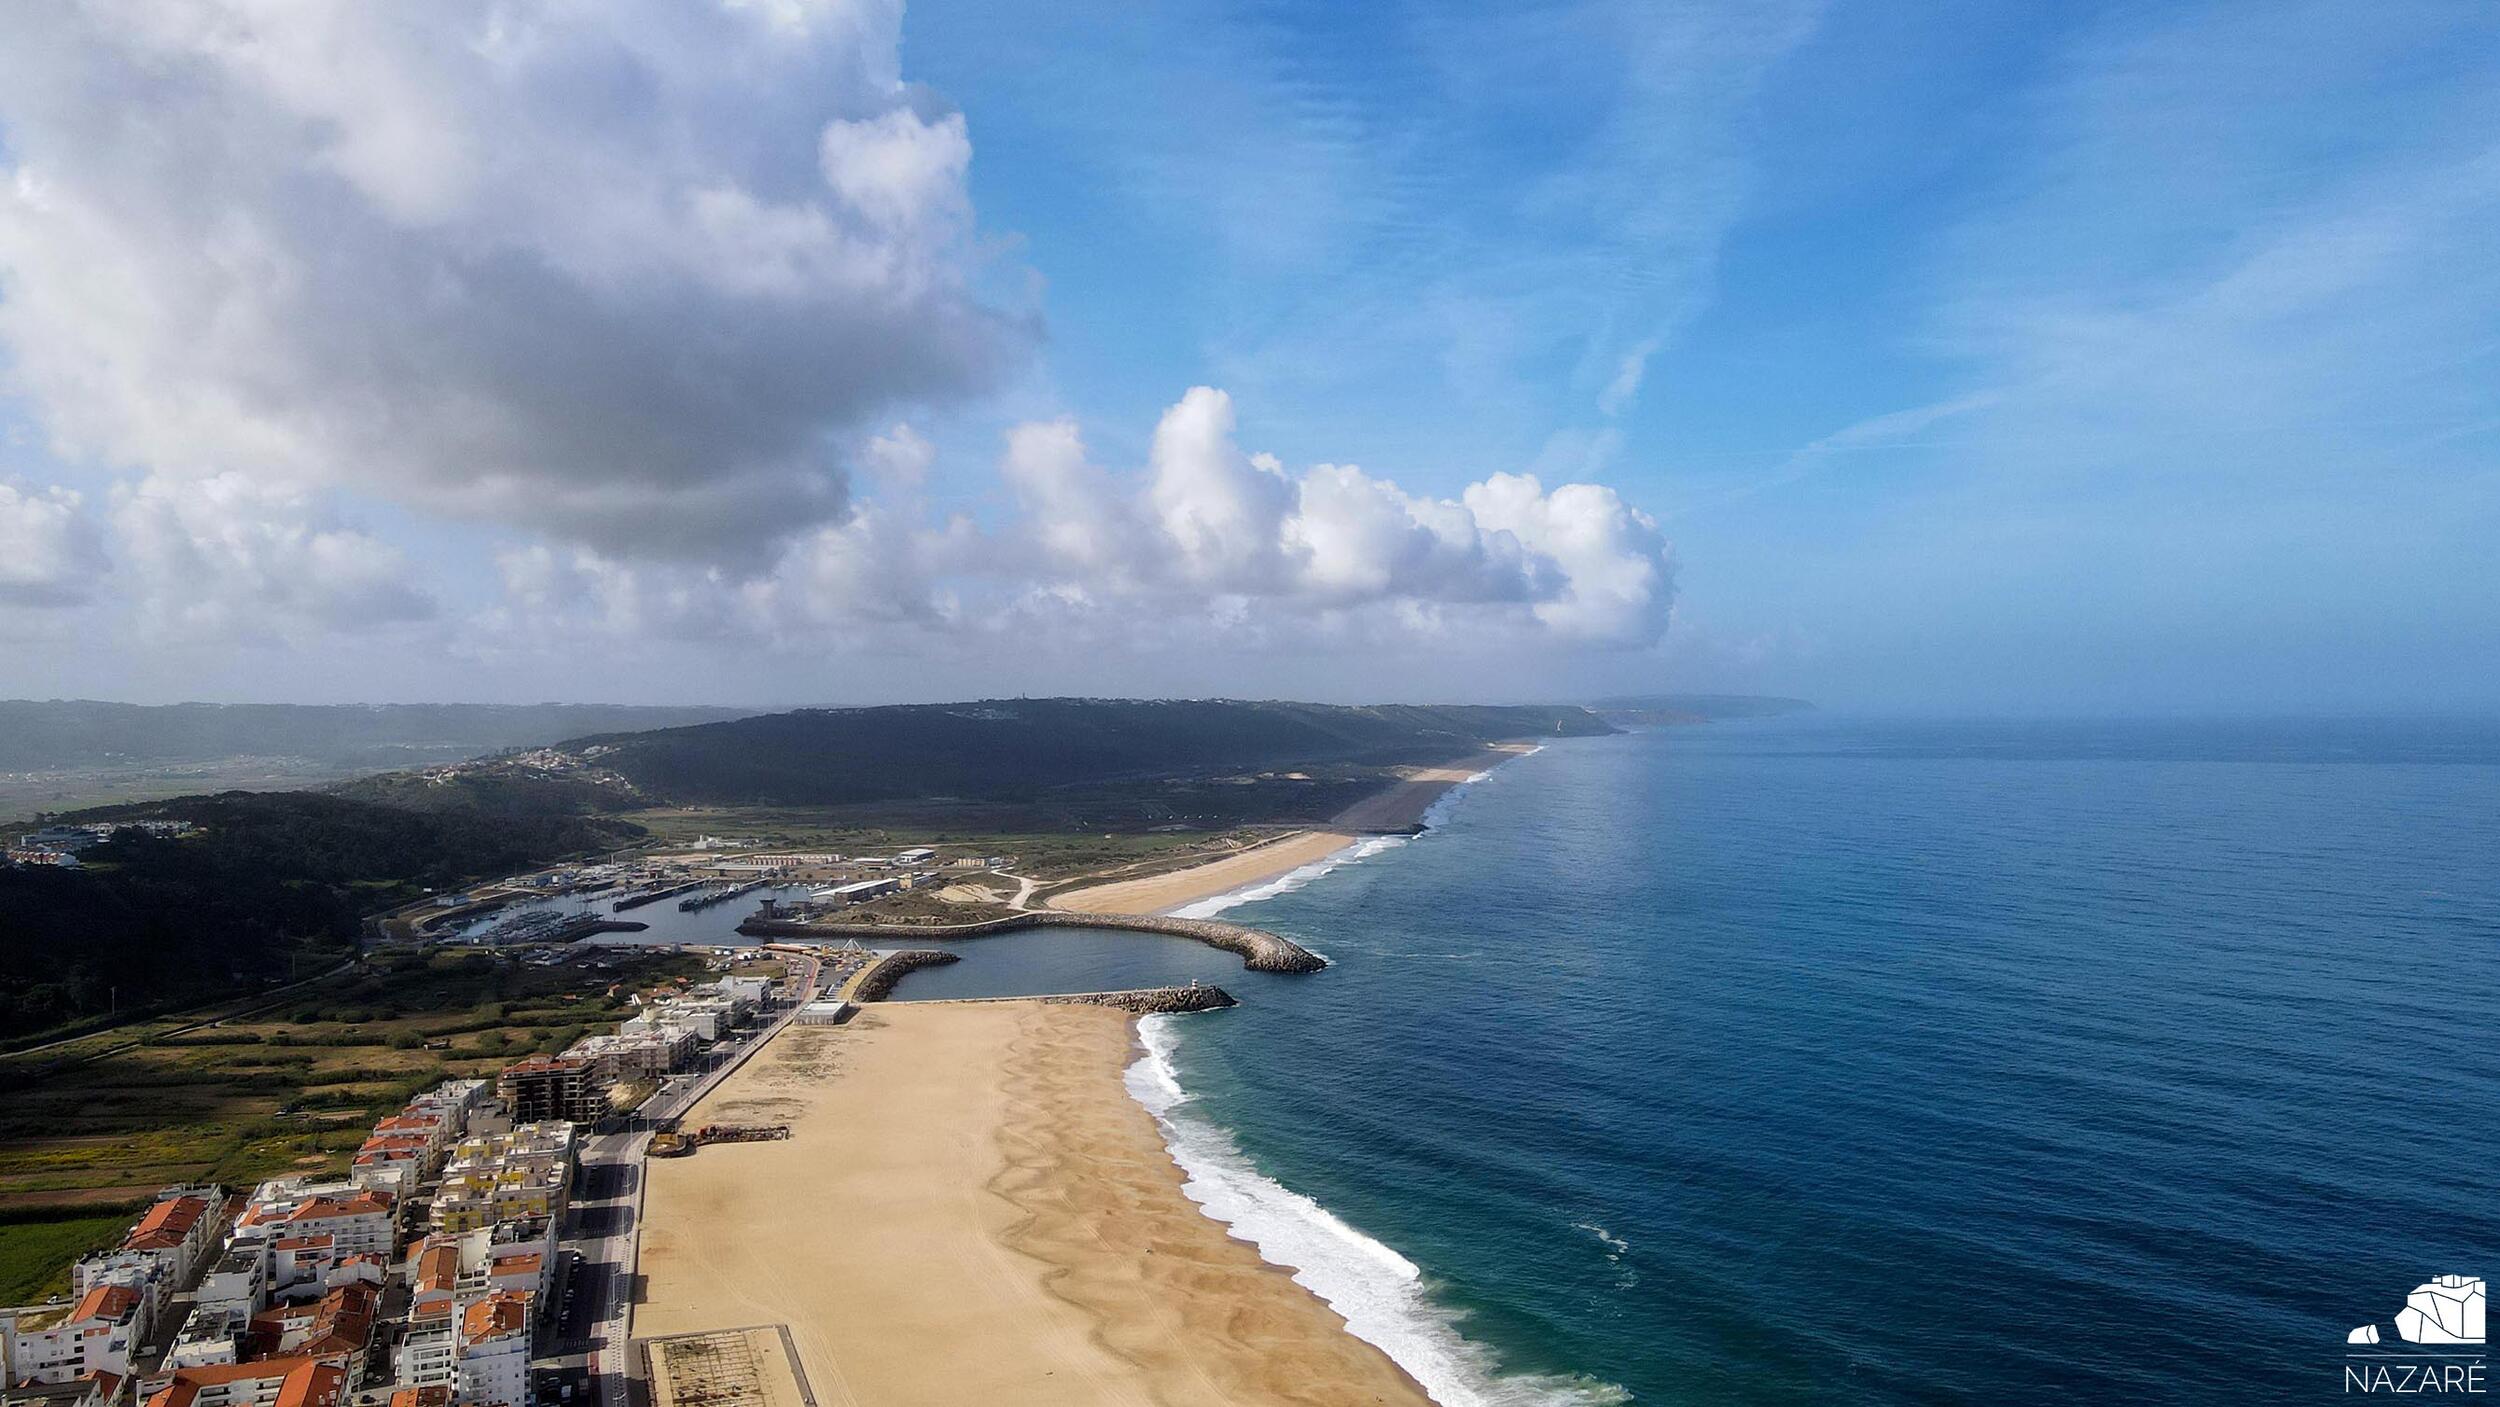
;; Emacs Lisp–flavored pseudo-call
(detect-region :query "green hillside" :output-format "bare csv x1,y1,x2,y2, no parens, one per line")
552,698,1610,807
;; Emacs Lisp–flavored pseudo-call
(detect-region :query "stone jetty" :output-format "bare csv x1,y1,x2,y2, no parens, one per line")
1039,985,1238,1014
847,948,961,1002
739,908,1327,974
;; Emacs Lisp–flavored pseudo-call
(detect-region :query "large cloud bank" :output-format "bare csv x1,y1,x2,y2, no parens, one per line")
492,387,1676,653
0,0,1017,565
0,4,1673,660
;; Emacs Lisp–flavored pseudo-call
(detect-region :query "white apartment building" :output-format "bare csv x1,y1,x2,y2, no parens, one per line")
0,1284,147,1385
164,1305,250,1371
452,1293,531,1407
143,1357,345,1407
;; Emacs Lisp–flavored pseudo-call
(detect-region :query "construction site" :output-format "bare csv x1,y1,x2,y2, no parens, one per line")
641,1326,818,1407
645,1123,793,1157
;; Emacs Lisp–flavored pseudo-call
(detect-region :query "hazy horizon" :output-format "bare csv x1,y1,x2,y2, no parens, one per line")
12,693,2500,726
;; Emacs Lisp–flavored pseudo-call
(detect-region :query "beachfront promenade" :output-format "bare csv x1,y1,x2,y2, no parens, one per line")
564,953,820,1407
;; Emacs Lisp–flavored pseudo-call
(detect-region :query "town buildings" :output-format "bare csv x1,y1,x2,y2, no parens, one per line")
4,950,796,1407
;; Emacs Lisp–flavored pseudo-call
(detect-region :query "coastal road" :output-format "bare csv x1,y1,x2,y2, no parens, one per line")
560,954,820,1407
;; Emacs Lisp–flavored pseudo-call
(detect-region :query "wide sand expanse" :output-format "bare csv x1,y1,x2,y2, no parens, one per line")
636,1002,1431,1407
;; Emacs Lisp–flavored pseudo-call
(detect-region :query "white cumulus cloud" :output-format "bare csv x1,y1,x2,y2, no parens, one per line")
110,475,433,639
1098,386,1666,641
0,0,1023,565
0,481,106,606
478,387,1677,656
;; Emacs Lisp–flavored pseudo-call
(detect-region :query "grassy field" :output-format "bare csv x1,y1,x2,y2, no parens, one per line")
0,1209,150,1306
0,945,711,1298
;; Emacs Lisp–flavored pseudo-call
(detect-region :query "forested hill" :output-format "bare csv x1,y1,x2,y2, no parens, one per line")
0,793,641,1041
555,699,1610,807
346,698,1613,811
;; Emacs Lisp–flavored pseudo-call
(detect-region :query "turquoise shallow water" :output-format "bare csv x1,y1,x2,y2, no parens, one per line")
1110,718,2500,1405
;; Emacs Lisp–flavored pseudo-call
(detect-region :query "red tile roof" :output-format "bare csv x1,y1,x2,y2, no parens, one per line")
121,1196,210,1252
458,1291,529,1344
69,1284,140,1325
145,1355,344,1407
287,1193,390,1221
413,1241,459,1296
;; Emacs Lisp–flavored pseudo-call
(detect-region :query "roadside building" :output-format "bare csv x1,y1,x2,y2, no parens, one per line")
451,1294,530,1407
493,1057,607,1125
432,1127,573,1235
562,1031,693,1087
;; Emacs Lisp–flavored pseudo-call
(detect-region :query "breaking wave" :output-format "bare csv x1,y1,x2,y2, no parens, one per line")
1127,1016,1630,1407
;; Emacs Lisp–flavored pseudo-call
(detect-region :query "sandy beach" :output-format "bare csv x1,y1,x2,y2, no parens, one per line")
636,1001,1431,1407
1048,746,1522,915
1046,829,1356,915
1324,748,1520,833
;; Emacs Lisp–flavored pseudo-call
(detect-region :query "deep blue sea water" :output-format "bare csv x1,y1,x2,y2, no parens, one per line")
1087,718,2499,1405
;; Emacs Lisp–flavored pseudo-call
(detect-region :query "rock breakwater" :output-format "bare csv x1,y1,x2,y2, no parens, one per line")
848,948,961,1002
739,908,1326,974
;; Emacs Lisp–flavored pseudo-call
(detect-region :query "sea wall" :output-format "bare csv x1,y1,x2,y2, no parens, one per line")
737,908,1327,974
847,949,961,1002
1041,986,1238,1014
906,985,1239,1013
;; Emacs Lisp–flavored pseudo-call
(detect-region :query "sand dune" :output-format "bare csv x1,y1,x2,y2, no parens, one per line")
636,1002,1430,1407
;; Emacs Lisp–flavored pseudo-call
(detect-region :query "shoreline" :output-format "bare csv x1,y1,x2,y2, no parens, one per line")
1047,745,1525,917
636,1001,1435,1406
636,740,1552,1406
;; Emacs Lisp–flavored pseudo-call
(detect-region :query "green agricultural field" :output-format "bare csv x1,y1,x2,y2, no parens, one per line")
0,1209,148,1305
0,945,710,1289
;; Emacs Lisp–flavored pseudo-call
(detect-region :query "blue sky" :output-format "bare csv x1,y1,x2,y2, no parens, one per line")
0,0,2493,710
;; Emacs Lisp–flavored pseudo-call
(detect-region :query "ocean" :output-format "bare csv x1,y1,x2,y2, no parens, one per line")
1103,717,2500,1404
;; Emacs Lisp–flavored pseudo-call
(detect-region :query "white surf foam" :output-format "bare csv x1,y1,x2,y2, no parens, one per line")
1170,745,1536,922
1129,1019,1629,1407
1168,833,1408,922
1138,745,1627,1403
